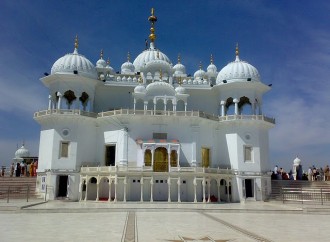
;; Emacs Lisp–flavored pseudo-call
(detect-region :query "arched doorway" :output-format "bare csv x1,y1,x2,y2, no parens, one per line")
144,149,152,167
170,150,178,167
154,147,168,172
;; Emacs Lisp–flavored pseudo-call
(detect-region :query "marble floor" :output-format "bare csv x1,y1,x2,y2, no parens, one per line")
0,200,329,242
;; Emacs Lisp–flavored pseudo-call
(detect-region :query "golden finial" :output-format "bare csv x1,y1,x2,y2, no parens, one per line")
210,54,213,64
148,8,157,42
74,35,79,49
100,49,104,59
127,51,130,62
178,54,181,64
235,43,239,56
199,61,202,70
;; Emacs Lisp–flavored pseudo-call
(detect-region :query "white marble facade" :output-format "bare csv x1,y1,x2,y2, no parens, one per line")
34,8,274,203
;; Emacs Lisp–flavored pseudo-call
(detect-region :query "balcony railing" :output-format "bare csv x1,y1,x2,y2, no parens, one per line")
34,108,275,124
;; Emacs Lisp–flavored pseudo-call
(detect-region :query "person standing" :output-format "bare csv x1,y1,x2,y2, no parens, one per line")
10,163,14,177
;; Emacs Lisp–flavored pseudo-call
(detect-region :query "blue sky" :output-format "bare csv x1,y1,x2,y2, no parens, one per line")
1,0,330,171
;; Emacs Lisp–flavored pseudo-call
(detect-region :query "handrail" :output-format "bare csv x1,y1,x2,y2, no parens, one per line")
281,187,330,205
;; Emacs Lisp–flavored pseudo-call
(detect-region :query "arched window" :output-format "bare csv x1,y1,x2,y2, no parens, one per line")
63,90,76,109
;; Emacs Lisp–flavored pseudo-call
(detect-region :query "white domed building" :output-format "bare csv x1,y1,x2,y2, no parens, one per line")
34,8,275,203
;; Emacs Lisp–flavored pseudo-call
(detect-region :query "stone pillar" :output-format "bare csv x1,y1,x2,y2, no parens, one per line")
96,180,99,201
133,99,136,113
193,178,197,203
150,178,154,202
251,100,256,115
151,149,155,168
168,150,171,172
108,179,112,202
79,180,83,201
207,179,211,202
140,178,144,202
217,179,221,203
57,92,62,110
202,178,206,203
177,178,181,203
220,100,225,116
167,177,171,202
226,180,230,202
184,103,187,113
48,95,52,110
84,177,88,201
114,176,118,202
233,98,239,115
123,177,127,202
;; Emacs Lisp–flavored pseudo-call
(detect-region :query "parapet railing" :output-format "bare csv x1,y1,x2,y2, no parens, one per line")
0,184,35,203
34,108,275,124
281,187,330,205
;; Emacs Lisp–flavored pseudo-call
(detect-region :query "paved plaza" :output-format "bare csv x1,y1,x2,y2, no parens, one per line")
1,200,330,242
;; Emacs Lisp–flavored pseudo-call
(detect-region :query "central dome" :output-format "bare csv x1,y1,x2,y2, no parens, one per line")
145,81,175,96
133,47,172,72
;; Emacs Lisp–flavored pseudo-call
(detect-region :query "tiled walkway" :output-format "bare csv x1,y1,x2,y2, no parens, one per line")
1,200,329,242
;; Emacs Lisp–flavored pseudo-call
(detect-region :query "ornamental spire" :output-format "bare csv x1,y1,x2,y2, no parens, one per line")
100,49,104,59
210,54,214,64
74,35,79,50
199,61,202,70
235,43,240,61
148,8,157,46
178,53,181,64
127,51,131,62
107,58,110,66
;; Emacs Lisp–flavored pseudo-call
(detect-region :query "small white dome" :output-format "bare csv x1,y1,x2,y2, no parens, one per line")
207,63,217,74
173,63,186,75
121,61,135,74
194,67,206,79
146,81,175,96
175,85,186,94
15,145,30,158
96,58,106,68
51,48,97,79
134,84,146,93
141,59,173,76
133,48,172,72
216,55,260,84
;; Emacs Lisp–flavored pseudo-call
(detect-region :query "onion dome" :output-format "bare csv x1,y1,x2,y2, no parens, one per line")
15,144,30,158
141,58,173,76
173,54,186,76
121,52,135,74
146,81,175,96
134,78,146,93
207,54,217,77
105,58,115,74
216,44,260,84
293,156,301,165
194,62,206,79
133,8,172,72
51,36,97,79
96,49,106,68
175,77,186,94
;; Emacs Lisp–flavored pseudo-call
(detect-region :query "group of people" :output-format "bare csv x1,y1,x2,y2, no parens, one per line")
271,165,296,180
8,161,38,177
307,165,330,181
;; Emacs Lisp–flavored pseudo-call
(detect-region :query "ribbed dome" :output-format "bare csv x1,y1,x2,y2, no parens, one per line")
175,85,186,94
15,145,30,158
173,63,186,75
133,48,172,72
134,84,146,93
207,63,217,74
141,59,173,75
121,61,135,74
146,81,175,96
51,48,97,79
194,69,206,79
96,58,106,68
216,55,260,84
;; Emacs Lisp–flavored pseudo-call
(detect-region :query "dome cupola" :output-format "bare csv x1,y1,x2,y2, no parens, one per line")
207,54,217,77
96,49,106,68
216,44,260,84
194,62,206,80
15,144,30,159
173,54,186,76
51,36,97,79
121,52,135,74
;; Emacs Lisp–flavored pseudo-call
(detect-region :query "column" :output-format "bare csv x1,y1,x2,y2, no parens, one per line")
140,178,144,202
123,177,127,202
220,100,225,116
96,180,99,201
193,178,197,203
217,179,221,203
57,92,62,110
226,180,230,202
114,176,118,202
251,100,256,115
167,177,171,202
150,178,154,202
151,149,155,168
202,178,206,203
168,149,171,172
184,103,187,113
177,178,181,203
48,95,52,110
79,180,83,201
133,99,136,113
233,98,239,115
207,179,211,203
108,179,112,202
84,177,88,201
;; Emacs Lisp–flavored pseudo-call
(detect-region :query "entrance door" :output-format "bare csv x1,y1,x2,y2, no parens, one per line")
105,145,116,166
245,179,254,198
58,175,68,197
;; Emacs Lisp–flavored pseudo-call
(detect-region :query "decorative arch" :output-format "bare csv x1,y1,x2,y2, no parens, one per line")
144,149,152,166
63,90,76,109
170,150,178,167
225,97,234,115
154,147,168,172
176,99,185,111
238,96,252,115
79,92,89,111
